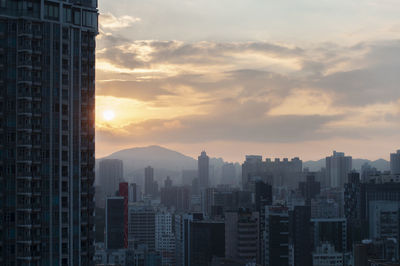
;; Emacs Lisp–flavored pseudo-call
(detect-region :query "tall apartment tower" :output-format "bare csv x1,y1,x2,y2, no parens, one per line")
144,166,154,196
105,197,125,250
225,209,260,263
198,151,209,190
263,206,290,266
99,159,123,196
390,150,400,174
326,151,352,188
0,1,98,265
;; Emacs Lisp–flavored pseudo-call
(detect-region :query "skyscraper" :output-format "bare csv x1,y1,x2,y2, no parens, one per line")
221,162,236,186
242,155,265,190
242,155,302,190
289,205,312,266
390,150,400,174
263,206,290,266
105,197,125,250
128,203,156,251
225,209,260,263
99,159,123,196
144,166,154,196
175,213,224,266
0,1,98,265
326,151,352,188
198,151,209,190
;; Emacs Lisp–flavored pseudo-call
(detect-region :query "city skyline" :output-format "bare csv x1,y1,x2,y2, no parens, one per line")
95,0,400,161
2,0,400,265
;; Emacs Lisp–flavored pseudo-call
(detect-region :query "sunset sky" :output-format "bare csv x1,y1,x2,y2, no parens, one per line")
95,0,400,162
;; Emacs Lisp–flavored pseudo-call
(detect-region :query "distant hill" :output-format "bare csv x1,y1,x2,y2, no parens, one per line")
96,145,390,185
96,145,197,183
303,158,390,172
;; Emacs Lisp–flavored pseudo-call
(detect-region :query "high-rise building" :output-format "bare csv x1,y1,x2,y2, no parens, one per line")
311,198,340,219
155,209,175,266
311,218,347,253
119,183,129,249
175,213,203,266
289,205,312,266
200,187,252,217
164,176,173,188
298,174,321,204
175,213,224,266
242,155,264,190
99,159,124,197
344,172,366,248
345,172,400,255
144,166,155,196
254,180,272,212
128,203,156,251
326,151,352,188
353,239,399,265
391,149,400,174
189,220,225,266
182,169,197,186
0,1,98,265
225,209,260,263
368,200,400,240
242,155,302,190
263,206,290,266
160,185,191,211
198,151,209,190
129,183,138,202
106,197,125,250
221,162,236,186
312,242,344,266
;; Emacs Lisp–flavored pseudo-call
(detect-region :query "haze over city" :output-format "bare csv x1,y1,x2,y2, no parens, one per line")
1,0,400,265
95,0,400,161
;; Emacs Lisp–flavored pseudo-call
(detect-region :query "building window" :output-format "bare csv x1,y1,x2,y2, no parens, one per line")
44,2,59,20
63,6,72,23
73,9,81,25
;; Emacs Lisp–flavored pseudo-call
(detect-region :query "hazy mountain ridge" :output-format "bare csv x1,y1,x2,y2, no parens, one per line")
96,145,390,183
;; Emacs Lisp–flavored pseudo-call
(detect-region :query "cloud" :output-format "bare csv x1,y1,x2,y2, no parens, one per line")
99,13,141,30
95,31,400,159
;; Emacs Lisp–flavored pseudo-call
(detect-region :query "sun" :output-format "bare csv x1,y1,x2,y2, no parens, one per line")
103,110,115,121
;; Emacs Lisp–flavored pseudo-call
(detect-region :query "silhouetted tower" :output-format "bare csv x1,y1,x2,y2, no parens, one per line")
198,151,210,190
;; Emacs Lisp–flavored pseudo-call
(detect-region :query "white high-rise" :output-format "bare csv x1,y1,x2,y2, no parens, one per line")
155,209,175,265
326,151,352,188
390,150,400,174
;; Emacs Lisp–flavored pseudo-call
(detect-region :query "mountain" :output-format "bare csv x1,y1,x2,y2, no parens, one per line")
96,145,390,185
303,158,390,172
96,145,197,183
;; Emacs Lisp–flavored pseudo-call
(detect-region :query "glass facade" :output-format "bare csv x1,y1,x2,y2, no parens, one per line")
0,0,98,265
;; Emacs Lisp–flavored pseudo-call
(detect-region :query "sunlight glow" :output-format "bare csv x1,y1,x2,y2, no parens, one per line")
103,110,115,121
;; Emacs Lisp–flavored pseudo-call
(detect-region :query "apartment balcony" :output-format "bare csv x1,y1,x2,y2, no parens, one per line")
32,77,41,86
17,92,33,100
32,65,41,72
17,63,32,70
32,30,42,39
32,46,41,54
17,188,33,196
16,255,33,261
18,28,33,38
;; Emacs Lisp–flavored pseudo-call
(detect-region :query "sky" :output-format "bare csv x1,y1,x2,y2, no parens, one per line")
95,0,400,162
